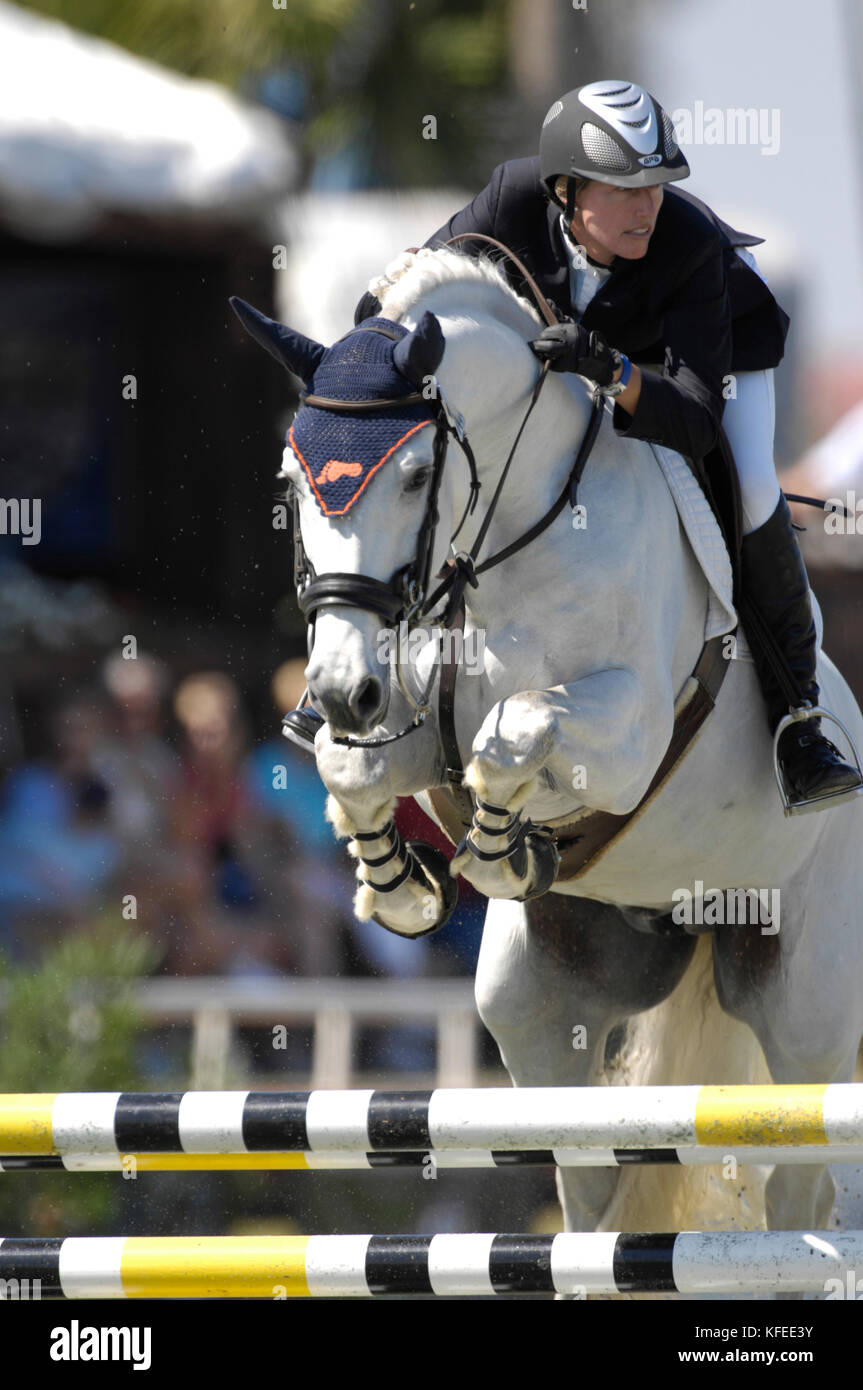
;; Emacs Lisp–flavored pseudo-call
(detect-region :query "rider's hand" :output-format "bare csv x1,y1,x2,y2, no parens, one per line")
529,323,617,386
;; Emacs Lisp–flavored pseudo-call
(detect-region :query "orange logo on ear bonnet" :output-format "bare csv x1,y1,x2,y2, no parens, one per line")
314,460,364,485
287,315,437,517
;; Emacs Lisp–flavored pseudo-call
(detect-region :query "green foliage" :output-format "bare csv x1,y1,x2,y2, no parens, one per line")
0,914,156,1093
0,916,157,1234
11,0,282,83
16,0,511,186
306,0,510,185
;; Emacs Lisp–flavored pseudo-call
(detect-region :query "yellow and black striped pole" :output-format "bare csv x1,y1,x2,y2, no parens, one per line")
0,1084,859,1158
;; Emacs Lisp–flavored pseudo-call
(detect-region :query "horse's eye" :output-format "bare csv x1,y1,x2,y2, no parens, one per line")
405,469,430,493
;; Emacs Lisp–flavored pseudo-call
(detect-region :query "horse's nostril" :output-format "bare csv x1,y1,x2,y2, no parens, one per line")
352,676,382,721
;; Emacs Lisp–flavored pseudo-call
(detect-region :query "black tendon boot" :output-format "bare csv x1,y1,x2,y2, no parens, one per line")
740,494,863,813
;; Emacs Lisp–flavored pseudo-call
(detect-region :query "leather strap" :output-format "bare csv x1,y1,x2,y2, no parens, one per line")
436,600,475,828
552,635,729,880
425,398,604,828
471,392,603,573
428,783,472,841
444,232,560,328
302,392,426,411
422,390,604,619
298,572,407,623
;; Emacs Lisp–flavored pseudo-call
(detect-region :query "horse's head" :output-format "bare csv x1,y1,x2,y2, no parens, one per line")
232,249,561,740
231,293,458,735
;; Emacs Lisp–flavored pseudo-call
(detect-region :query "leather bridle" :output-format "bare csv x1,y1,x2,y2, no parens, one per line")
289,327,483,746
288,235,604,753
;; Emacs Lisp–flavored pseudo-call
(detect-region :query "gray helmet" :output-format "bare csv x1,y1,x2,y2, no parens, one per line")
540,80,689,206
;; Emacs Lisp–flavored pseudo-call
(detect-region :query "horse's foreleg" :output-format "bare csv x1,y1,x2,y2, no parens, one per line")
453,668,664,899
327,796,457,937
449,796,560,902
315,719,456,938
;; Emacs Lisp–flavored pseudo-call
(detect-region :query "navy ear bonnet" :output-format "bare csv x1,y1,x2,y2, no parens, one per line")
289,317,438,517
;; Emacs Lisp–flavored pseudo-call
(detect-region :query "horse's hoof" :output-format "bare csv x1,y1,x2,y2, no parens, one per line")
409,840,460,926
514,829,560,901
370,840,459,938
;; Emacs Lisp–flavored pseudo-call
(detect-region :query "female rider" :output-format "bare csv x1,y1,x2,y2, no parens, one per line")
287,79,861,814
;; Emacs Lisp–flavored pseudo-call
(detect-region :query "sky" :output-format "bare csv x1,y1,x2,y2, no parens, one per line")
638,0,862,362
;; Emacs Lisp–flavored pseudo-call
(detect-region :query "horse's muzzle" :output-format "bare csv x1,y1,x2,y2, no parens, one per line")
306,674,388,737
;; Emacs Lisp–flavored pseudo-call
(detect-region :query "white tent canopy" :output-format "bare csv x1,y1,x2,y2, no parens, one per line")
278,192,469,345
0,1,297,239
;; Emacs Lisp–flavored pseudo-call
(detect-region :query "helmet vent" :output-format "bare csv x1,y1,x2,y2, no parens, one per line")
661,110,679,158
580,122,631,172
542,99,563,128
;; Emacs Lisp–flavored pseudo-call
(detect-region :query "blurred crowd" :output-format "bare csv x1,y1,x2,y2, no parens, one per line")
0,653,486,982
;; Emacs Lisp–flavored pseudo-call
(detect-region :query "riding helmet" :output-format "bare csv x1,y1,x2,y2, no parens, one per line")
540,80,689,205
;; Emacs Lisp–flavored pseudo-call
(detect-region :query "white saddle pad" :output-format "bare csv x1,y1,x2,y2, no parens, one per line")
649,439,736,642
648,440,823,659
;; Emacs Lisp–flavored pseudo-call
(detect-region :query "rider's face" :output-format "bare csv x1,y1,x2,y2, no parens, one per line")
568,181,664,264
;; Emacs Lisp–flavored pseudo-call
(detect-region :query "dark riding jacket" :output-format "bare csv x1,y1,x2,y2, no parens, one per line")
417,156,790,466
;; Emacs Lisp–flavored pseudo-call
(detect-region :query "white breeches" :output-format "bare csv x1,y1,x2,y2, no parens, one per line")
722,367,781,534
720,247,781,535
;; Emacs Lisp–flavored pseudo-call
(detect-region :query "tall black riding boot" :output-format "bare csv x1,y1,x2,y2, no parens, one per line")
739,494,863,812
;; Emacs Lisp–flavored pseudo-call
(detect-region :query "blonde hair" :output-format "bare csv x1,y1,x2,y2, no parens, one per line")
555,174,589,206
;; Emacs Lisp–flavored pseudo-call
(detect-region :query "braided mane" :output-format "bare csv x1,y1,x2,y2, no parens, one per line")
370,246,541,330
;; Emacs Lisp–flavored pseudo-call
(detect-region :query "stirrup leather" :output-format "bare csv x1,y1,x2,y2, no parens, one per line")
772,703,863,817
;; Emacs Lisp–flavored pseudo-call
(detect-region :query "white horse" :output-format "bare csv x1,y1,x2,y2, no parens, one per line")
234,247,863,1248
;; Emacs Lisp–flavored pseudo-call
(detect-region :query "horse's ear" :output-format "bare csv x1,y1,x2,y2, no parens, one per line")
393,310,445,387
229,297,325,382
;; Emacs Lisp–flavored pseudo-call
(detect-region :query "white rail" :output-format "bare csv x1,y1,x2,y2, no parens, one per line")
133,977,484,1090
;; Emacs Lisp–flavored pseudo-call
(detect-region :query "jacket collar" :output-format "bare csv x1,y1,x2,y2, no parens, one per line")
536,199,572,316
541,199,641,330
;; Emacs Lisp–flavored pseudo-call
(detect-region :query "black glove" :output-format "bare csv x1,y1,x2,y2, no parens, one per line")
529,322,618,387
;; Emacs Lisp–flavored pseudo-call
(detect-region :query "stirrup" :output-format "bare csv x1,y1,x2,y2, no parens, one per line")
772,703,863,816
